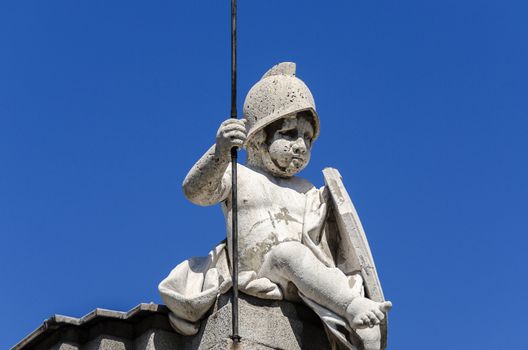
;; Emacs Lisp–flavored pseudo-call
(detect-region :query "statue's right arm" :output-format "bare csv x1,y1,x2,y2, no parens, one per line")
182,118,246,206
183,144,232,206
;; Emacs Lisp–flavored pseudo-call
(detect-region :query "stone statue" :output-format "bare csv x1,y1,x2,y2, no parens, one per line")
159,62,392,350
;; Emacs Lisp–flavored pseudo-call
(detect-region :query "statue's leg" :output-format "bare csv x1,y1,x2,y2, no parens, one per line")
258,241,356,318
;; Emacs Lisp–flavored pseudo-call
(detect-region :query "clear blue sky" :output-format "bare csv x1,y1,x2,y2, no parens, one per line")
1,1,526,349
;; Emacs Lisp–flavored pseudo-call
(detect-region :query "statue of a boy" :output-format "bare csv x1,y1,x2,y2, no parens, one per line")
159,62,392,349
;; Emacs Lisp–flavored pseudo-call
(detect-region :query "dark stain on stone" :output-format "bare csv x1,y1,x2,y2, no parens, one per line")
267,210,277,229
273,207,300,225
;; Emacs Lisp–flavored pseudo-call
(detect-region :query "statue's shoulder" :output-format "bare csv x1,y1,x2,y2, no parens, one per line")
235,164,273,188
237,163,264,180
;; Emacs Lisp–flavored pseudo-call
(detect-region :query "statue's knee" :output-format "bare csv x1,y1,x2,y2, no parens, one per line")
266,241,306,269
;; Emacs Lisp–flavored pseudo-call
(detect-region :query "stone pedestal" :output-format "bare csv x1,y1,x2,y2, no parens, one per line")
193,293,330,349
13,294,330,350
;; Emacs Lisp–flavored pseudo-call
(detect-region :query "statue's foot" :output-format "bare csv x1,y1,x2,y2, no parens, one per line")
346,297,392,329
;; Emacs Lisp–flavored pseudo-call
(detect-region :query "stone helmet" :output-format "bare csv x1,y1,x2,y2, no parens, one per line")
243,62,320,143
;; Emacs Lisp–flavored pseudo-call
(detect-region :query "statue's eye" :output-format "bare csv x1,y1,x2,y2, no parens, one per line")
280,130,297,138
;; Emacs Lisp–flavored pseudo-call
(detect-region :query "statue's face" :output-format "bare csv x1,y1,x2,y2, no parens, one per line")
261,115,314,177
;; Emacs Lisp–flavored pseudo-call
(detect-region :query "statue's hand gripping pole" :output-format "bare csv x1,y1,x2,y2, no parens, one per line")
229,0,241,343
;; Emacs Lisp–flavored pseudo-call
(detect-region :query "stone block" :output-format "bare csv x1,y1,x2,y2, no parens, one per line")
192,293,330,350
13,296,331,350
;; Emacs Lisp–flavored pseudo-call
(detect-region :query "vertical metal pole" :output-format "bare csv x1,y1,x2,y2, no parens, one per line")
230,0,241,343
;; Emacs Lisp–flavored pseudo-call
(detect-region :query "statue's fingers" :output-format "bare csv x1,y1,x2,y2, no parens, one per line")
232,119,247,129
221,118,236,126
362,315,372,328
229,130,247,139
351,316,367,329
231,139,244,147
373,308,385,321
225,130,247,141
225,123,247,133
366,312,379,327
222,127,246,138
222,118,246,129
379,301,392,312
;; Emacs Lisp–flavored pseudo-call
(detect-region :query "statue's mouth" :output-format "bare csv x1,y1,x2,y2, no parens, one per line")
291,158,304,169
273,157,306,174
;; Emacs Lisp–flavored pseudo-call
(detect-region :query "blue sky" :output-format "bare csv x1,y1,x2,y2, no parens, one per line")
1,1,527,348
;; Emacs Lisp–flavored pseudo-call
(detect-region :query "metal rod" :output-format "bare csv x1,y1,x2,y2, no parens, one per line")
231,0,237,120
230,0,241,343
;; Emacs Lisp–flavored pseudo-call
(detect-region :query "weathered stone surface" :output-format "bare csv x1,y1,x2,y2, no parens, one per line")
193,293,329,350
49,342,79,350
160,62,391,350
13,294,329,350
83,336,130,350
243,62,320,142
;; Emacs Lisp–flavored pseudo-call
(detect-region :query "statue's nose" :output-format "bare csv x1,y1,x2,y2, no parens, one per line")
292,138,307,155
